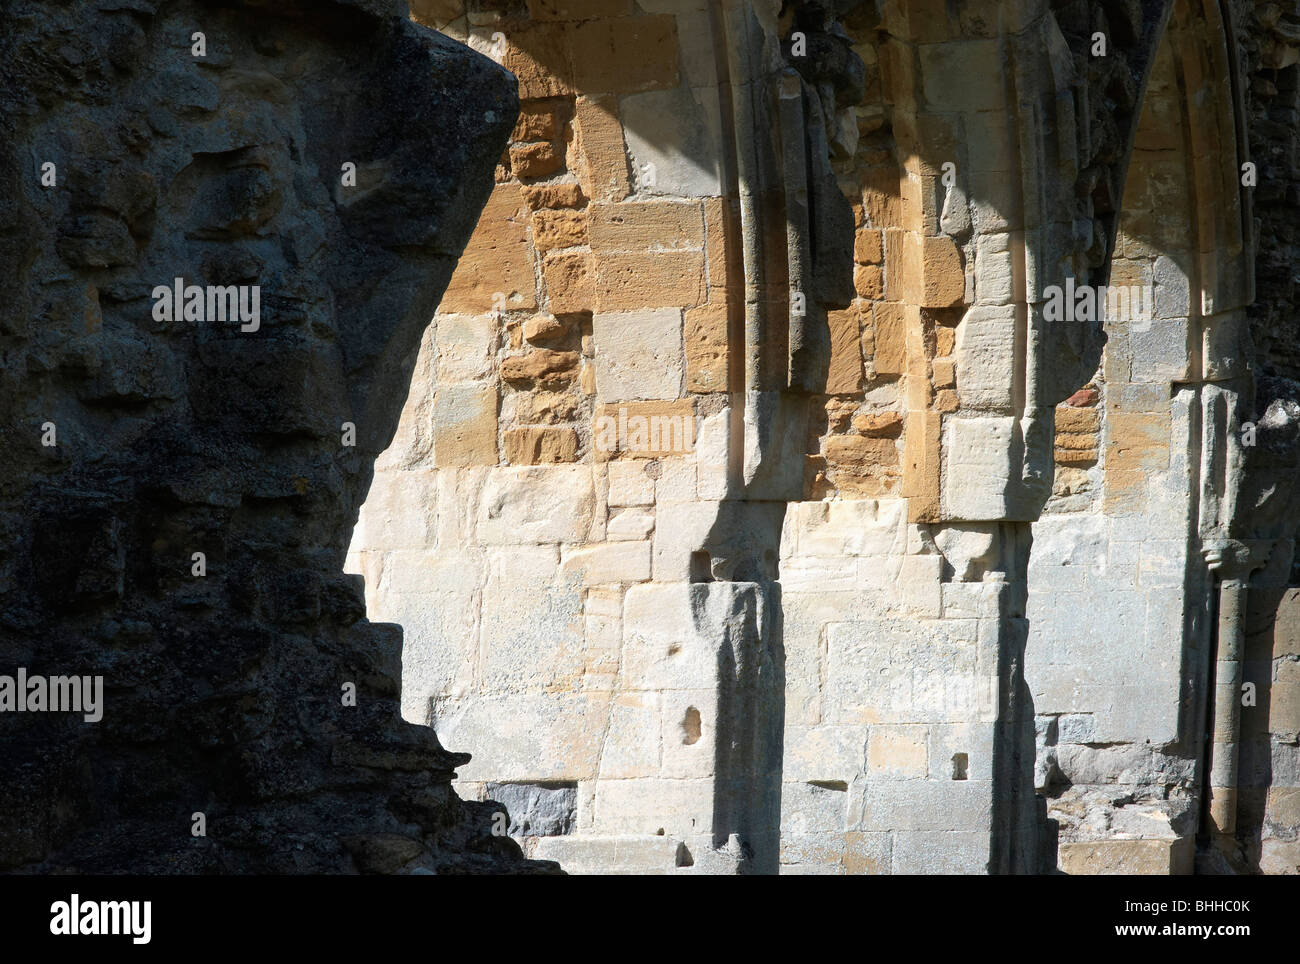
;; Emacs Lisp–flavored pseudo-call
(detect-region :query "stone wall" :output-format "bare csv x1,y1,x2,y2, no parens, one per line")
351,0,1300,874
0,0,553,874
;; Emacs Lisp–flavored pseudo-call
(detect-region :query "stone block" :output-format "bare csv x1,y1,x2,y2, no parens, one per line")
530,834,687,875
504,426,579,464
867,725,929,777
607,459,655,506
572,95,630,203
434,313,498,383
476,464,596,544
684,301,730,392
890,831,989,874
871,302,906,375
593,399,697,459
437,692,609,783
827,304,865,394
784,725,866,783
590,778,713,836
591,308,684,401
597,692,661,779
589,200,705,251
781,781,850,835
432,382,499,467
543,250,595,314
560,540,652,586
943,416,1017,520
531,208,588,251
954,304,1017,411
440,183,536,312
510,140,562,179
568,16,679,94
1058,838,1193,875
622,85,722,197
593,250,706,310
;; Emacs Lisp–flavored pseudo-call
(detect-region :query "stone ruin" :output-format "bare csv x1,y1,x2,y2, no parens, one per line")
0,0,552,873
5,0,1300,875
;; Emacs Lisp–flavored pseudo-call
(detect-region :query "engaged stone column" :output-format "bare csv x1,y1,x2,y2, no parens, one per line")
1202,538,1270,836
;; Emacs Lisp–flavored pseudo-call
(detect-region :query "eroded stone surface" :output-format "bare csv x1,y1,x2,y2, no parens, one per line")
0,0,557,874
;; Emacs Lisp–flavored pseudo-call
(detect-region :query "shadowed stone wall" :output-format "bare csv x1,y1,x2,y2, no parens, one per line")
0,0,555,874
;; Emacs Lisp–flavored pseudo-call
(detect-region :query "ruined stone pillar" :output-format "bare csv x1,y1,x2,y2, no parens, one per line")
1202,539,1270,837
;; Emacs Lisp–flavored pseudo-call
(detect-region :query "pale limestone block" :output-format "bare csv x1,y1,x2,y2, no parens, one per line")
476,464,596,544
585,586,624,618
384,550,485,723
432,381,498,467
352,468,439,550
658,688,718,779
434,467,488,549
926,722,995,782
974,232,1014,306
607,459,655,506
779,832,847,873
606,507,655,541
933,523,1000,581
780,555,862,592
890,830,989,874
591,777,716,835
694,408,732,500
852,557,891,592
434,312,498,382
1152,254,1190,319
897,554,943,617
585,612,622,652
622,86,723,197
651,500,719,580
954,304,1018,411
559,540,652,586
783,724,866,784
1259,839,1300,876
1027,513,1106,588
940,582,1006,619
377,546,482,598
656,457,697,502
867,725,929,777
592,308,685,401
598,692,662,779
479,546,586,696
781,782,850,834
859,780,992,833
826,618,982,725
780,590,871,726
622,581,764,692
1130,315,1192,382
530,834,687,875
943,416,1018,520
435,692,612,783
835,498,908,557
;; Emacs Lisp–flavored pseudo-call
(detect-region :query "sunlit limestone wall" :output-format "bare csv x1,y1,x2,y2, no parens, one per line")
1025,0,1255,874
349,0,758,874
350,0,1273,876
772,0,1100,874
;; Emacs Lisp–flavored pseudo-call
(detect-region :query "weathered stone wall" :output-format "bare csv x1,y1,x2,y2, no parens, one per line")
0,0,551,873
352,0,1300,874
355,0,768,873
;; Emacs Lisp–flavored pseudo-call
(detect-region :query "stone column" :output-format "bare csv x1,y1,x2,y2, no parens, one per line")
1202,538,1270,836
